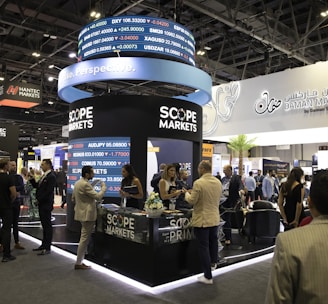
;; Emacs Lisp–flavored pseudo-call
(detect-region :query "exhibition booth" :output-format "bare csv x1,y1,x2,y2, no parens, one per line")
54,16,215,286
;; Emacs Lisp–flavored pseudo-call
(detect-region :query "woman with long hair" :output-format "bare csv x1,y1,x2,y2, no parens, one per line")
278,167,306,229
119,164,144,209
159,163,183,209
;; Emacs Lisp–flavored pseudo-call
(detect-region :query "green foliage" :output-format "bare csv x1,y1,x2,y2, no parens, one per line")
227,134,257,175
227,134,257,152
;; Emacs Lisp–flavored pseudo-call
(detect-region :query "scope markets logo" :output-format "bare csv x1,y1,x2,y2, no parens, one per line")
159,106,197,132
68,106,94,131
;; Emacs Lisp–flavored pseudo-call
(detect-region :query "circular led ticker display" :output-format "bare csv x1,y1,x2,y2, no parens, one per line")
78,16,196,66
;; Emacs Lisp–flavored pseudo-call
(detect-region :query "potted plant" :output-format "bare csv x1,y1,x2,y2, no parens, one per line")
144,192,164,217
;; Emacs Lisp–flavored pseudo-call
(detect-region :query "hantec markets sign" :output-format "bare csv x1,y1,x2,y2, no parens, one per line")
0,81,41,108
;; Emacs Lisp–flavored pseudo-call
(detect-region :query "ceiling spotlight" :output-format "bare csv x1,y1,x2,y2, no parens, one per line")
90,11,101,19
69,52,77,58
204,46,212,51
48,101,54,105
0,76,4,81
48,64,62,70
321,10,328,17
197,50,205,56
48,76,57,82
32,52,41,57
50,35,57,39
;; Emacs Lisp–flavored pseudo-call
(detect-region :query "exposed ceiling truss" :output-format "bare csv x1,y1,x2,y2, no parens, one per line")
1,0,328,147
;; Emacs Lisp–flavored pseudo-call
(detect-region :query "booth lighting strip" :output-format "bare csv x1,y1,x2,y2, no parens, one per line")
20,232,273,295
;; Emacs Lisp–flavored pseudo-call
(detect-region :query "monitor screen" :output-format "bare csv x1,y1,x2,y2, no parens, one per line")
67,137,130,197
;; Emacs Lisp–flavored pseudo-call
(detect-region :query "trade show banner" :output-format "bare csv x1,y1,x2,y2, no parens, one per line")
262,158,289,176
204,61,328,138
0,123,18,160
0,80,41,108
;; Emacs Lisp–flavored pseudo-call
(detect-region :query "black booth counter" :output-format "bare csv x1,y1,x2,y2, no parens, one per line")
94,204,201,286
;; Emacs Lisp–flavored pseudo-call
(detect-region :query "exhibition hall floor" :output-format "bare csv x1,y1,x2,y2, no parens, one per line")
10,197,276,303
18,198,276,269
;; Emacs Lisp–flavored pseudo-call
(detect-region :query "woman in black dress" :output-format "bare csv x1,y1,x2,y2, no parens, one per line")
119,164,144,209
278,167,306,229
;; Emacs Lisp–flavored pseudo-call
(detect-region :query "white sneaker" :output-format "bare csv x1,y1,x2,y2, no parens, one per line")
211,263,217,271
197,275,213,284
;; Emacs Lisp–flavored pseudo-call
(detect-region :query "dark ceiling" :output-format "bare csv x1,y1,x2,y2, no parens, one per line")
1,0,328,147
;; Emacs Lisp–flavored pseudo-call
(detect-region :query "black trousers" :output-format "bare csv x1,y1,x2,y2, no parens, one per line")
194,226,219,279
0,208,13,257
12,201,22,243
38,206,53,250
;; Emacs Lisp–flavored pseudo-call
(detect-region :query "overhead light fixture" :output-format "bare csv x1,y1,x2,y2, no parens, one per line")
197,50,205,56
90,10,101,19
204,46,212,51
48,100,54,105
0,76,4,81
32,52,41,57
43,33,57,39
321,10,328,17
69,52,77,58
48,76,57,82
48,64,62,71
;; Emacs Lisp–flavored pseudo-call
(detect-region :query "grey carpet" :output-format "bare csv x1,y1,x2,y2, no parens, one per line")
1,234,272,304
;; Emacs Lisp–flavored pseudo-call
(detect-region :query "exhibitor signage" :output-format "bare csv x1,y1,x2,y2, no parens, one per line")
0,80,41,108
158,105,198,133
68,96,202,142
103,210,148,244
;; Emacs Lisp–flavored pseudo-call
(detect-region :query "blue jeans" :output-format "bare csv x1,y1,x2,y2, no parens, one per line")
194,226,219,279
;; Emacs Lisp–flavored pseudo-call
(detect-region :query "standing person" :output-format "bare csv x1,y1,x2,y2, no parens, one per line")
176,169,192,209
244,171,256,206
184,161,222,284
73,165,107,270
25,169,41,221
265,169,328,303
119,164,144,209
254,169,264,200
262,169,274,201
8,161,25,249
159,164,183,209
56,167,67,208
220,164,243,245
31,159,56,255
278,167,306,230
150,163,166,193
0,159,17,262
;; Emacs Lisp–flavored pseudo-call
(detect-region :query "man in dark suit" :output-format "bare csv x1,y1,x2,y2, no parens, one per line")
31,159,56,255
0,159,17,262
220,165,244,245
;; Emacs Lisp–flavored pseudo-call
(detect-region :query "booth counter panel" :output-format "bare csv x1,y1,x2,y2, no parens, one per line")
97,204,194,246
94,205,200,286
